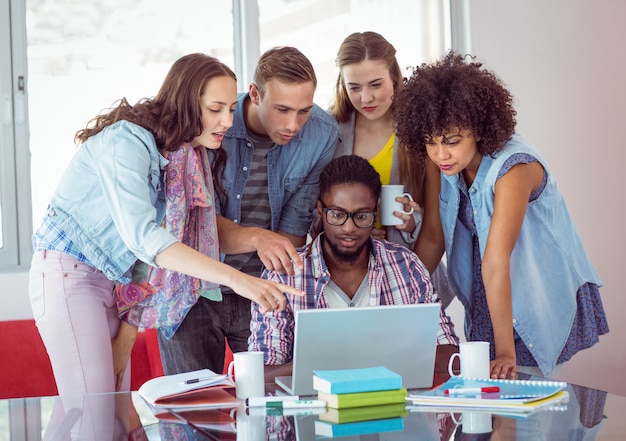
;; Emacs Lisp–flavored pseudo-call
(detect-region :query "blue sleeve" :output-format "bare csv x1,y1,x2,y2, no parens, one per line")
94,127,177,265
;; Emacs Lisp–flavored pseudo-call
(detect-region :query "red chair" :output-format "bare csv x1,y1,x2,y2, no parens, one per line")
0,319,58,398
224,339,234,373
0,320,234,397
0,320,167,397
130,328,165,390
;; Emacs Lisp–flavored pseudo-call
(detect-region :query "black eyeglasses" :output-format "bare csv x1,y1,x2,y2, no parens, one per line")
321,203,376,228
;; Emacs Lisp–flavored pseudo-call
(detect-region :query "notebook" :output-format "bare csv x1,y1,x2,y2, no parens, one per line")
406,376,569,413
275,303,440,396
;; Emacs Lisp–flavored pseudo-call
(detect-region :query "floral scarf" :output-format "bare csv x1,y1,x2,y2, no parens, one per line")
116,143,220,338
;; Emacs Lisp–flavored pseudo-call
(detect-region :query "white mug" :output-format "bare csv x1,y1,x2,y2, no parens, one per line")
227,351,265,400
232,404,265,441
451,411,493,434
448,341,490,378
380,185,414,226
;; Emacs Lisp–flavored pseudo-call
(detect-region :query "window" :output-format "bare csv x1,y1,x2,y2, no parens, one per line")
0,0,31,269
27,0,235,232
257,0,451,107
2,0,452,271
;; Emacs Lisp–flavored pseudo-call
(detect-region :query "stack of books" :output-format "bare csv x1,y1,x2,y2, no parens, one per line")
312,366,408,437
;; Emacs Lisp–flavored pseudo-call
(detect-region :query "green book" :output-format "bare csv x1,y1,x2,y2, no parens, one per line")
319,403,408,424
318,388,407,409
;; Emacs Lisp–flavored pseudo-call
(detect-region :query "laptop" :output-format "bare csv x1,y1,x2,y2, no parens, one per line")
275,303,440,396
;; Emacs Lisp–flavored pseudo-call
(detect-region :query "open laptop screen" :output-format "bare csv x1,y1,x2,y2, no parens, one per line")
275,303,440,396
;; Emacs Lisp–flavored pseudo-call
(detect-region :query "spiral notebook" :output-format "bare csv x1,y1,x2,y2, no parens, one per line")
406,377,568,413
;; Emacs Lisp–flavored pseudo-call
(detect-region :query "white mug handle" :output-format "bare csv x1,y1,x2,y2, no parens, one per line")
450,412,462,426
399,192,415,215
227,360,235,379
230,407,239,432
448,352,461,377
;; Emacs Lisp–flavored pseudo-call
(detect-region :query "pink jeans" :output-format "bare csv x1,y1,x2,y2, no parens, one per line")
29,250,130,395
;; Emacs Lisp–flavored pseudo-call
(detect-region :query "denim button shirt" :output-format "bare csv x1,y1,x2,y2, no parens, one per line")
439,133,602,375
219,93,339,236
42,120,178,282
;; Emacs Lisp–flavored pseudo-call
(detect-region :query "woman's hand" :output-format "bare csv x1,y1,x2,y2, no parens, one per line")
490,354,517,379
230,273,304,314
153,242,304,314
111,321,137,391
393,196,421,232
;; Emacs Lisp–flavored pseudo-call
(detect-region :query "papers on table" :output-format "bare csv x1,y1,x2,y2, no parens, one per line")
138,368,239,410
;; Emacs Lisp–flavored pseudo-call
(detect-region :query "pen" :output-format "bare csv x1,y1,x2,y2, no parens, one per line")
444,386,500,395
247,406,326,417
246,395,300,406
179,374,228,385
265,399,326,409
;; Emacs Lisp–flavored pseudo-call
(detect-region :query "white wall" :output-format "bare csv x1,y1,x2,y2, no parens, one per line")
462,0,626,395
0,271,31,320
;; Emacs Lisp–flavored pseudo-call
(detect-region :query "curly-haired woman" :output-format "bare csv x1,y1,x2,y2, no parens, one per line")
394,52,608,380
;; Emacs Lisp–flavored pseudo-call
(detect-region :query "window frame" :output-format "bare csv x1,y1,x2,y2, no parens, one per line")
0,0,32,270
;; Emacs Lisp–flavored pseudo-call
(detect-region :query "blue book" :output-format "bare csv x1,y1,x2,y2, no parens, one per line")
314,416,404,437
312,366,402,394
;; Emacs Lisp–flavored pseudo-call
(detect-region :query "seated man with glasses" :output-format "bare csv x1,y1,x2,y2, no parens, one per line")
249,155,459,381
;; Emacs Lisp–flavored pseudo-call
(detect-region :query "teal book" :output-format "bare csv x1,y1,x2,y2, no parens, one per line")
312,366,402,394
318,388,407,409
314,416,404,437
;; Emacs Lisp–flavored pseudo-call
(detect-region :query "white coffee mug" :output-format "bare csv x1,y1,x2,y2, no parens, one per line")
448,341,490,378
451,411,493,434
380,185,414,226
232,404,265,441
227,351,265,400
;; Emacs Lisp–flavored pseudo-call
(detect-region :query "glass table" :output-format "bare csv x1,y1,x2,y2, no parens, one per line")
1,377,624,440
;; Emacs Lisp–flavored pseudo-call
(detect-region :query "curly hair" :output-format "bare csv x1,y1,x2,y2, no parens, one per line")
319,155,382,202
329,31,403,123
394,52,517,161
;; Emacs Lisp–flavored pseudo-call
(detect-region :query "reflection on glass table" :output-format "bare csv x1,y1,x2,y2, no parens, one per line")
0,376,623,441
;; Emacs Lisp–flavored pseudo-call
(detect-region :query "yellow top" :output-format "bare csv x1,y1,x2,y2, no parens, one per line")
368,132,395,229
368,132,394,185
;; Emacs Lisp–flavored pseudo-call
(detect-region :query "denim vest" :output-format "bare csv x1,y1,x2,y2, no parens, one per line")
44,120,177,282
219,93,338,236
440,134,602,375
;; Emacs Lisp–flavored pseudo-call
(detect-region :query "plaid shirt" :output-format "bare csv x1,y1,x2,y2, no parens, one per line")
249,234,459,365
32,216,91,264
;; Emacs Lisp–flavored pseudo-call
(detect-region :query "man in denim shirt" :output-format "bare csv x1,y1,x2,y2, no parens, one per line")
158,47,338,374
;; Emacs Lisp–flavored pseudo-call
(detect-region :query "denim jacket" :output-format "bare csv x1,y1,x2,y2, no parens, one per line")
440,133,602,375
42,120,178,282
219,93,338,236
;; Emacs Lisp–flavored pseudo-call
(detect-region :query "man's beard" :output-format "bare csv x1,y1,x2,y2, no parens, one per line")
324,236,369,264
